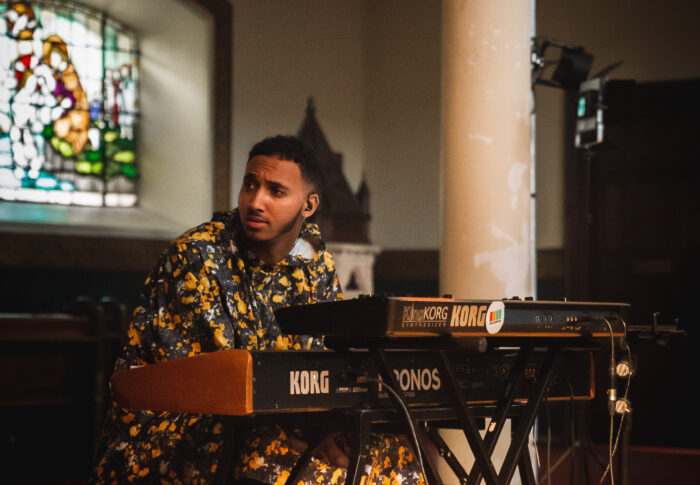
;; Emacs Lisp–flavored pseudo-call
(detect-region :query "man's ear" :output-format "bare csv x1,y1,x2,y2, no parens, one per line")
304,192,319,217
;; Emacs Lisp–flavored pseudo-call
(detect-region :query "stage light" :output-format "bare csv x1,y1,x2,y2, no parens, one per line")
531,39,593,90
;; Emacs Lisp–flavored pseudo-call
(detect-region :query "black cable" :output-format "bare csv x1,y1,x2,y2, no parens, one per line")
603,317,617,417
602,318,616,485
599,319,632,485
355,376,427,483
545,386,552,485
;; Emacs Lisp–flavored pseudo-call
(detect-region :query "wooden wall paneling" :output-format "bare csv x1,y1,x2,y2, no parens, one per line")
0,232,168,271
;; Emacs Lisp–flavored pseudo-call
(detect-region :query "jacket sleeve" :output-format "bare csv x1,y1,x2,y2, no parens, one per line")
92,241,233,485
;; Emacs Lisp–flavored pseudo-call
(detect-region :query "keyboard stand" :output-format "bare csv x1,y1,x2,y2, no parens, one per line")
284,342,563,485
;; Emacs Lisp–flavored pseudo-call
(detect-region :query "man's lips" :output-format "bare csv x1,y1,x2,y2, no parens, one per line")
245,214,268,229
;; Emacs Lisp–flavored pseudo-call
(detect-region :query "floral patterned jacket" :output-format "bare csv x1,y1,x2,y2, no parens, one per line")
91,209,342,484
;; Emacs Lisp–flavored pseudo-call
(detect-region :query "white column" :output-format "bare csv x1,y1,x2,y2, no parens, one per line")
439,1,534,483
441,0,533,301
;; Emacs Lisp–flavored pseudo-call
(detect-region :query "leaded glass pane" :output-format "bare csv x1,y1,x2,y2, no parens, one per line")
0,0,139,207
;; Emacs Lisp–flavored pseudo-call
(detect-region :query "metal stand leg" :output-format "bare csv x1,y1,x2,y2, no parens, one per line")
418,427,445,485
345,409,372,485
287,433,325,484
425,424,469,482
620,413,632,485
517,438,537,485
499,346,559,484
216,417,238,485
435,350,500,485
467,346,533,485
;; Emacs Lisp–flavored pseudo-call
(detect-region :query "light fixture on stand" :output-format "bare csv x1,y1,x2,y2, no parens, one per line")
531,39,594,90
574,61,624,149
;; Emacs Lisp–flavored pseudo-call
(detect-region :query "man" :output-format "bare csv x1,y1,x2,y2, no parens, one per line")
92,135,424,484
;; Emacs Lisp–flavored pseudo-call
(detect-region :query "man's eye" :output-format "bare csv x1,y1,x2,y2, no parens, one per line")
272,189,285,197
243,181,256,190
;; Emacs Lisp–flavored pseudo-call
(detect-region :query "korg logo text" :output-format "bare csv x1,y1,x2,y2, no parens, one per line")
290,370,330,395
450,304,488,327
402,304,449,323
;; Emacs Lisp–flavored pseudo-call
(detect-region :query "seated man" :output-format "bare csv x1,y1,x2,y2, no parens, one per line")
91,135,424,484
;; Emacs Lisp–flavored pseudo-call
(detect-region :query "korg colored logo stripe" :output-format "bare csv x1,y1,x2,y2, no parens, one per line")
485,301,505,334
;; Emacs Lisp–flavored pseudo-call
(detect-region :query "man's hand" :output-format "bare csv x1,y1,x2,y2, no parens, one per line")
316,433,350,467
289,432,351,467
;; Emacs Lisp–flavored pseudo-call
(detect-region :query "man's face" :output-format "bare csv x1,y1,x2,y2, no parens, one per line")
238,154,314,246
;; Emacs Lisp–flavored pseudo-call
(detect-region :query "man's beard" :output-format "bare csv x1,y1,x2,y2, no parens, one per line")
276,207,305,240
245,207,304,247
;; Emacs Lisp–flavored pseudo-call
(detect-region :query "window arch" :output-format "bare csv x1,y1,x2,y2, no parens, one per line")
0,0,139,207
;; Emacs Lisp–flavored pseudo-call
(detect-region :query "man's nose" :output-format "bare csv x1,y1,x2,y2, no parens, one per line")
248,188,266,210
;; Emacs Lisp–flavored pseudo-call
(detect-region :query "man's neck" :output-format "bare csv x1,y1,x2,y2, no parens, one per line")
246,220,303,264
248,238,296,265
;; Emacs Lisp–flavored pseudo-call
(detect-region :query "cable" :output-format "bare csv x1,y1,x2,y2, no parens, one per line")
545,386,552,485
602,318,617,485
599,319,632,485
603,318,617,417
355,375,427,483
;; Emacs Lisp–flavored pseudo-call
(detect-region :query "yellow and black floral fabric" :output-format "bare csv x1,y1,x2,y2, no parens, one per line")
91,209,424,485
237,425,425,485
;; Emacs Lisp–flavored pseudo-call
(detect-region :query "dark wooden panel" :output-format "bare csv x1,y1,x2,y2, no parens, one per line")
0,231,168,271
374,249,439,282
537,248,564,281
0,313,99,481
564,79,700,448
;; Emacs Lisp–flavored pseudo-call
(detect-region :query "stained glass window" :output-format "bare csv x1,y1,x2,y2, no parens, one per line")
0,1,139,207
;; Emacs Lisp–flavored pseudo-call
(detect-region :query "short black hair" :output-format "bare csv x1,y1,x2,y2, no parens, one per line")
248,135,322,191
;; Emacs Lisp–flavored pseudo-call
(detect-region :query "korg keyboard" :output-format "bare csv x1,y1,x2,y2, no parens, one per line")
274,296,629,339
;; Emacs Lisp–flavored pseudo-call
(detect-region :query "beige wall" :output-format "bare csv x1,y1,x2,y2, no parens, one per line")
232,0,442,249
536,0,700,248
231,0,366,204
133,0,212,231
363,0,442,249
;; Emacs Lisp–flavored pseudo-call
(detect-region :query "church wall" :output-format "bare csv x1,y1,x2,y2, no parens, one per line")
231,0,366,203
363,0,442,250
4,1,700,299
134,0,213,231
